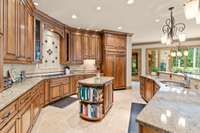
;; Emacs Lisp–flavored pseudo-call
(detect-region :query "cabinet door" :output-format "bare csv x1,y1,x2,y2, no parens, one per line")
50,86,62,102
18,0,26,61
103,54,114,77
4,0,18,61
60,29,70,64
0,0,3,34
89,35,97,59
19,103,32,133
96,35,102,63
31,93,41,124
0,116,18,133
25,12,34,63
144,79,154,102
62,83,70,97
71,32,83,64
0,36,3,91
83,33,90,59
114,54,126,89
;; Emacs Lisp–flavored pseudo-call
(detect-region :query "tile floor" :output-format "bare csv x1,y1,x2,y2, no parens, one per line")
31,82,146,133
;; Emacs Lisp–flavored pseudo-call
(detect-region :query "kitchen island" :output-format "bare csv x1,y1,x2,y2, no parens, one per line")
78,76,114,121
137,75,200,133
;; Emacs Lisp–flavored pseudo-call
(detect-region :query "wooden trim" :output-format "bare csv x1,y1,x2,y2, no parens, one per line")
132,37,200,46
101,29,133,37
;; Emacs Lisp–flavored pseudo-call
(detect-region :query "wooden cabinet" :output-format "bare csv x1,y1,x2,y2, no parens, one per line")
71,32,83,64
49,77,71,102
3,0,18,62
0,115,19,133
49,86,62,102
3,0,34,64
0,0,3,35
103,52,126,89
139,124,159,133
83,33,90,59
83,33,102,62
18,103,32,133
62,82,70,97
0,35,3,92
60,28,70,64
140,76,160,102
102,32,128,90
31,93,41,124
25,11,34,63
71,75,84,94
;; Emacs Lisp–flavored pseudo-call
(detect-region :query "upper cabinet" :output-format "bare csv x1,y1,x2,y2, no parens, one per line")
3,0,34,64
60,28,70,64
70,30,102,65
0,0,3,35
70,32,83,64
4,0,18,62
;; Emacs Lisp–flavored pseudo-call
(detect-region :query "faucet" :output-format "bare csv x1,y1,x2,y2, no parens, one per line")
184,73,190,88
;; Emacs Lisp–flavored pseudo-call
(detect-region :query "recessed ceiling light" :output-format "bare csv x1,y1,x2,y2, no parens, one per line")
117,26,122,30
127,0,134,5
96,6,102,11
34,2,39,6
77,27,81,29
72,14,77,19
155,19,160,23
86,28,90,30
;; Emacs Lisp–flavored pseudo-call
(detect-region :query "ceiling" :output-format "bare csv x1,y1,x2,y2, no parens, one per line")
33,0,200,43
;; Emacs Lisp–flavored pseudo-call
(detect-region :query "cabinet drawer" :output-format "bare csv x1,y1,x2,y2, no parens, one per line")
50,78,69,87
18,91,32,109
0,101,18,129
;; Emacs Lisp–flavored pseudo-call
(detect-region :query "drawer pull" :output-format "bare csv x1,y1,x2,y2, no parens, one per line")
1,112,11,120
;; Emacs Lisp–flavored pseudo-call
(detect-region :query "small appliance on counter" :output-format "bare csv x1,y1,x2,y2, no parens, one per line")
65,66,71,75
4,77,13,89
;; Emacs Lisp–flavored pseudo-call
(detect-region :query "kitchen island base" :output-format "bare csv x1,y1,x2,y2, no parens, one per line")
78,76,114,121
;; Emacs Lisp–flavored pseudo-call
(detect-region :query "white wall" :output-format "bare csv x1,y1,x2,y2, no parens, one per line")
126,36,132,87
132,39,200,75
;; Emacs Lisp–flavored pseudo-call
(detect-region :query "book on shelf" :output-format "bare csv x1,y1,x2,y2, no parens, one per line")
79,87,102,102
80,104,103,118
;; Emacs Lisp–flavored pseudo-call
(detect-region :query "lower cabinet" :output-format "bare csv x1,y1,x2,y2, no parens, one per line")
0,115,19,133
31,93,41,124
49,86,62,102
70,76,84,94
18,103,32,133
62,83,70,97
140,76,160,102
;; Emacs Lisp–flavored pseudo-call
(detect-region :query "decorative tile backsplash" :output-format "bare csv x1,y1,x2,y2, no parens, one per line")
3,30,65,77
3,30,97,77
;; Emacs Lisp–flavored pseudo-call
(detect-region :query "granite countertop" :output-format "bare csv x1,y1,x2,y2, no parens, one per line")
78,76,114,86
137,75,200,133
0,73,97,111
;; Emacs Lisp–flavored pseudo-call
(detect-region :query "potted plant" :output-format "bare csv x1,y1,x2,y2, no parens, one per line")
151,66,159,76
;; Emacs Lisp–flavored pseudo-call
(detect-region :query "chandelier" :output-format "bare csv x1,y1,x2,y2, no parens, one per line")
161,7,186,45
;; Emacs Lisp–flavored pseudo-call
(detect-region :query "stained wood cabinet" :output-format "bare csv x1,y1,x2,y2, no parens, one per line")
83,33,102,62
0,0,3,35
0,35,3,92
140,76,160,102
0,115,19,133
71,32,83,64
71,75,84,94
49,77,71,102
3,0,18,62
102,31,128,90
49,86,62,102
3,0,34,64
18,103,32,133
60,28,70,64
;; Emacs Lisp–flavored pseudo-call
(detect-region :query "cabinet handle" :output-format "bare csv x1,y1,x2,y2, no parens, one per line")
1,112,11,119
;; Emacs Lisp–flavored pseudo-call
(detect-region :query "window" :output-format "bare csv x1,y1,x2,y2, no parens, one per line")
147,47,200,75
